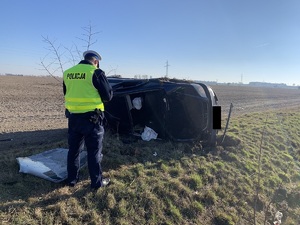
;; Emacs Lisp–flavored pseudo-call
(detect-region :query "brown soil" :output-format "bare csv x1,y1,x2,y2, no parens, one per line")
1,75,299,151
211,84,300,116
0,76,66,151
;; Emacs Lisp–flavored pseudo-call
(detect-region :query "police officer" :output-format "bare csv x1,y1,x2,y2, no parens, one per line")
63,50,113,190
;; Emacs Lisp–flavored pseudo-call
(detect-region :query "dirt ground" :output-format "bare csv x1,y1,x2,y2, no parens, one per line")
211,84,300,115
1,75,299,151
0,76,66,151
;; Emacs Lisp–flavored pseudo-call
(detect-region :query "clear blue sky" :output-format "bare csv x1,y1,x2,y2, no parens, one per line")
1,0,300,85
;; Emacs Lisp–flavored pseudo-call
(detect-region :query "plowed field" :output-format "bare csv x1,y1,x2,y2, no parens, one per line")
1,75,299,151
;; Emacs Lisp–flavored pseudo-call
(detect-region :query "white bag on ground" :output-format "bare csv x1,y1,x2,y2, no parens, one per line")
141,126,158,141
16,148,87,183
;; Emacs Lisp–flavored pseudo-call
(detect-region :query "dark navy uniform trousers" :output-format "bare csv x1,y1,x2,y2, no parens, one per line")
67,112,104,189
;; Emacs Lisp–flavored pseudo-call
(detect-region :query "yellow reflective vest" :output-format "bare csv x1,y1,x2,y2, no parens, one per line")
63,64,104,113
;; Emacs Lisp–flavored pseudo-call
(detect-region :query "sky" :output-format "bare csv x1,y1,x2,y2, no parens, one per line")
1,0,300,85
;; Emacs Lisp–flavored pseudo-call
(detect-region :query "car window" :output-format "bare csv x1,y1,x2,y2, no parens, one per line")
191,84,207,98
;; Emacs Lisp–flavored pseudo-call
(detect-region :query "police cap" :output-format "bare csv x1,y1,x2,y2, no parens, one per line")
83,50,102,61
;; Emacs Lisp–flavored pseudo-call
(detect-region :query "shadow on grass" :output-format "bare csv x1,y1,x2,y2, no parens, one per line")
0,128,69,205
0,128,240,218
0,129,198,206
0,128,68,152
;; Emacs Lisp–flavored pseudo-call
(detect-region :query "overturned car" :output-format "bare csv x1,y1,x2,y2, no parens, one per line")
104,77,220,146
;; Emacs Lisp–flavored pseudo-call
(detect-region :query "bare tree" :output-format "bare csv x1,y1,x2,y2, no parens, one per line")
40,36,65,77
64,44,79,66
39,23,100,79
76,21,101,51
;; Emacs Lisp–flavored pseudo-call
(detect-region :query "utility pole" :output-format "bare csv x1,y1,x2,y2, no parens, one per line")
165,60,170,77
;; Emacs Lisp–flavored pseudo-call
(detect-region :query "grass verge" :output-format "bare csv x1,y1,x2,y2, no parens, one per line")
0,108,299,224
